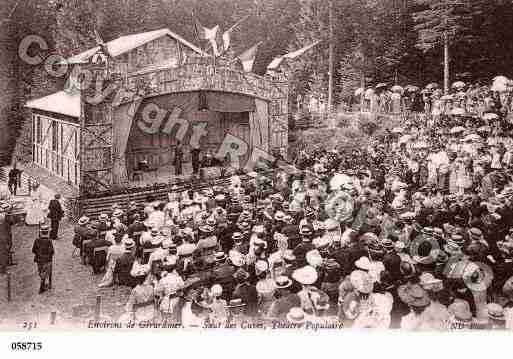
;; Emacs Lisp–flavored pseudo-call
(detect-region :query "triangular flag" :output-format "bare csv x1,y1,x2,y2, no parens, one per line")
283,41,320,59
195,20,222,56
266,56,285,71
222,14,251,52
237,43,260,72
266,41,320,73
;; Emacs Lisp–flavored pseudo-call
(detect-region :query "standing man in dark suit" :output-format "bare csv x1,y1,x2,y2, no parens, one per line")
0,203,14,274
47,194,64,240
174,141,183,176
191,143,201,176
32,225,54,293
7,165,20,196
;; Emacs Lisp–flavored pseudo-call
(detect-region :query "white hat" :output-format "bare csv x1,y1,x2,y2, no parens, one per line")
286,307,307,324
229,250,245,267
306,250,323,267
292,265,318,285
355,256,372,271
350,270,374,294
78,216,90,225
210,284,223,297
255,260,269,275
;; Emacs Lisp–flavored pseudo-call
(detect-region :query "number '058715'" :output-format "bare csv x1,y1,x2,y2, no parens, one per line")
11,342,42,351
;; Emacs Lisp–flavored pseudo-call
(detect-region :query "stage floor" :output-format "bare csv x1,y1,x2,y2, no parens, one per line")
129,163,195,187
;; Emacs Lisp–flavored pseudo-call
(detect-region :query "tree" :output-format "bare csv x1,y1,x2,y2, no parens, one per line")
412,0,478,93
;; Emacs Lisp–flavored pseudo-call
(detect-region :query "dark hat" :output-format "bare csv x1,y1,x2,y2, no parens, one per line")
398,284,430,307
233,268,250,282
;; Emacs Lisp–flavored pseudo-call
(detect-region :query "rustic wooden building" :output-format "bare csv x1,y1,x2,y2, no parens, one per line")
25,28,289,196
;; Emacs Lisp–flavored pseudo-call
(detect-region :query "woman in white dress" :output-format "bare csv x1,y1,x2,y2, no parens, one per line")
25,183,46,225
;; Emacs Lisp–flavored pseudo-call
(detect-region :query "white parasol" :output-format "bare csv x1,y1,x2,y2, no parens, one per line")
451,81,466,89
450,126,465,134
464,133,482,142
483,113,499,121
450,108,466,116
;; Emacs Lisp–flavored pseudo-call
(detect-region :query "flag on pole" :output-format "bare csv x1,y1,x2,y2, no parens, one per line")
283,41,320,59
195,20,222,56
266,41,321,72
222,14,251,52
237,42,261,72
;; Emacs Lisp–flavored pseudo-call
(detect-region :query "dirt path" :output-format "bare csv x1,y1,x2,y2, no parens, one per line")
0,219,131,329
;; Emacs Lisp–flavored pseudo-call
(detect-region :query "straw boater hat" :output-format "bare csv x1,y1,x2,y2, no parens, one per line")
99,213,109,221
78,216,90,226
232,232,243,243
355,256,372,271
112,209,123,218
213,251,227,262
419,272,443,292
39,224,50,238
487,303,506,321
286,307,307,325
292,265,318,285
274,276,292,289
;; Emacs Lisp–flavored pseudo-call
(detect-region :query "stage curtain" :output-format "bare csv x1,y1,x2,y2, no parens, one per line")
206,91,256,113
112,99,143,184
249,99,270,151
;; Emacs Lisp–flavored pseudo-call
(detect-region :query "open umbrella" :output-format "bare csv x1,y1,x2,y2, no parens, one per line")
354,87,364,96
405,85,419,92
452,81,466,89
375,83,388,90
413,141,429,149
483,113,499,121
450,108,466,116
391,127,404,134
450,126,465,134
391,85,404,93
491,82,510,92
477,125,491,133
464,134,481,142
493,75,510,83
426,83,439,90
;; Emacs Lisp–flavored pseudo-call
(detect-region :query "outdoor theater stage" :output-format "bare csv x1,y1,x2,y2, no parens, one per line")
24,28,289,218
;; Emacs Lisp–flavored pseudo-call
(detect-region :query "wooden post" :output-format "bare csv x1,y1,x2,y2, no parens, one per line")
327,0,334,115
443,31,450,95
7,272,11,302
50,311,56,325
95,295,102,320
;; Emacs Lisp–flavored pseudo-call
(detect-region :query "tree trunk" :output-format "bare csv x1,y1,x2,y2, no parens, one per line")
443,31,450,94
327,0,334,115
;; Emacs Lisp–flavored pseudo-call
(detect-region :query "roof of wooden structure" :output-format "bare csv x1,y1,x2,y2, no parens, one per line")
25,90,81,118
67,28,207,64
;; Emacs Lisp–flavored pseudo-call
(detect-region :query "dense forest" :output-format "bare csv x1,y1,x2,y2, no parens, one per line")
1,0,513,162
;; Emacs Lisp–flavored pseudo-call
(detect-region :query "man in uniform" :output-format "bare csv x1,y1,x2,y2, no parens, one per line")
31,224,54,293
